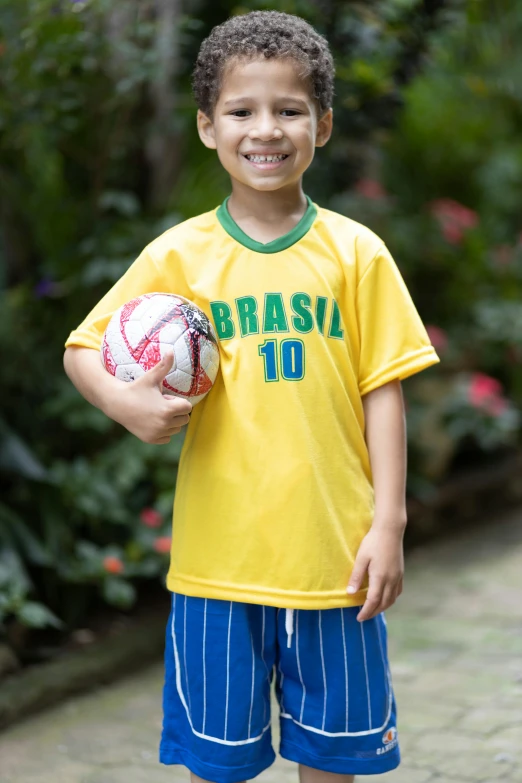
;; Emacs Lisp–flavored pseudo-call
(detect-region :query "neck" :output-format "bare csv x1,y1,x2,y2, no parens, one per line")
227,180,307,224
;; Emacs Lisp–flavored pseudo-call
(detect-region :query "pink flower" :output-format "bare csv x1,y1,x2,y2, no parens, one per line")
442,222,465,244
469,373,502,404
429,199,478,245
468,373,507,417
355,179,387,200
153,536,172,554
140,508,163,528
103,556,124,575
426,325,448,353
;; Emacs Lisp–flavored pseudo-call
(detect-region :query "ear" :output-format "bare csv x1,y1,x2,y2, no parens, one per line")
197,109,217,150
315,108,333,148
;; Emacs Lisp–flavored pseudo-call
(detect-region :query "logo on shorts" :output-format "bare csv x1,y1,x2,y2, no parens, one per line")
383,727,397,745
376,727,398,755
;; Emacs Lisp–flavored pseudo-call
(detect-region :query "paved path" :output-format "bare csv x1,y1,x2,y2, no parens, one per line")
2,508,522,783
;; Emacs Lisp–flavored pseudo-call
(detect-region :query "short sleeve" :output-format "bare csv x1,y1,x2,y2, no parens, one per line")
64,247,169,352
356,244,440,396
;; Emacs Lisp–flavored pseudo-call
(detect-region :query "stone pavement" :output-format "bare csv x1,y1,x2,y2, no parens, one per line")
1,507,522,783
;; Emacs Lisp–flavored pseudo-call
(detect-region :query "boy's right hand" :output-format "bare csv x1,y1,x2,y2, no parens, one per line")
108,351,192,444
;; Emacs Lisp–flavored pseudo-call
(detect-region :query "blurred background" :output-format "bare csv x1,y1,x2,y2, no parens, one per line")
1,0,522,680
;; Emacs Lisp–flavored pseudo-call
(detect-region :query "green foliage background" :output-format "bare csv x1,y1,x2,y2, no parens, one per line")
0,0,521,644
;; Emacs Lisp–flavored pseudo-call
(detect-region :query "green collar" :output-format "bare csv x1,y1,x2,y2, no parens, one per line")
216,195,317,254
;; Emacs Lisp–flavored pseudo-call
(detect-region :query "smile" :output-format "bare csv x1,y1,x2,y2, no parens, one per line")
244,154,289,163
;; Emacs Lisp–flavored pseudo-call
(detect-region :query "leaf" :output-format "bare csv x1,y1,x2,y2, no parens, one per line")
102,576,136,609
0,503,51,566
17,601,63,629
0,548,32,593
0,418,48,481
98,190,140,217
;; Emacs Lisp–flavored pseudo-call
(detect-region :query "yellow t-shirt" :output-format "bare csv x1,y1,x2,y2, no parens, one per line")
65,197,439,609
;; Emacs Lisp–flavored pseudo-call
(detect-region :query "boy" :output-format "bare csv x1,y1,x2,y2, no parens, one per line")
64,10,439,783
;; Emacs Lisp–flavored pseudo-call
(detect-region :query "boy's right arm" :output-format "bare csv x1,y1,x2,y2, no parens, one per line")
63,346,192,444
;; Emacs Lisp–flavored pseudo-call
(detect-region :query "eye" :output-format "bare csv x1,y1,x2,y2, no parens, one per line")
230,110,251,117
281,110,301,117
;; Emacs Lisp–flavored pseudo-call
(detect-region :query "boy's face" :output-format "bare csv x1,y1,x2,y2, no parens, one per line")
197,57,332,194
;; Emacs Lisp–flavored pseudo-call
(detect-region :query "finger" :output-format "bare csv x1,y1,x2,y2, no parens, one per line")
155,436,172,445
376,584,397,616
168,413,191,428
347,554,370,595
162,416,193,437
357,584,383,622
164,394,193,416
139,351,175,388
357,597,380,622
374,576,402,616
158,418,191,437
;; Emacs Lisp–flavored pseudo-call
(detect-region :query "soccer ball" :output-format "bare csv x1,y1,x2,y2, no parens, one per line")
101,293,220,405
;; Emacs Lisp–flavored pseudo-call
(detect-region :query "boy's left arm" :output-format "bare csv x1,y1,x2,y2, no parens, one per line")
347,379,407,621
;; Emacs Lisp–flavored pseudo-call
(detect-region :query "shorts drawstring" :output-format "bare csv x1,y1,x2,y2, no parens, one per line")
285,608,294,648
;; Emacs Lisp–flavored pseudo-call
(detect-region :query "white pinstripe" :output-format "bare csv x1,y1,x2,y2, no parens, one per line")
360,619,372,728
260,606,269,725
224,601,233,741
248,630,255,738
276,609,285,713
278,659,285,712
340,608,349,732
376,615,390,715
318,610,327,731
296,610,306,723
202,598,207,734
183,596,192,719
171,596,270,746
261,606,266,671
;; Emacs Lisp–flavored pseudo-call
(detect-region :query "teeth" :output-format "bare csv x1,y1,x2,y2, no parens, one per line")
246,154,287,163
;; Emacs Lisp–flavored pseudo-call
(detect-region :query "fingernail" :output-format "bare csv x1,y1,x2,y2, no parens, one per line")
347,586,356,594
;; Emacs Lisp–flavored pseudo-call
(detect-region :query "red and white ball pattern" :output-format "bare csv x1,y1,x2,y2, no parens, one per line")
101,293,219,405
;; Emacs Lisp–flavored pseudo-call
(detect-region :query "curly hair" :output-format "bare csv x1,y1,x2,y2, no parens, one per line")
192,11,335,118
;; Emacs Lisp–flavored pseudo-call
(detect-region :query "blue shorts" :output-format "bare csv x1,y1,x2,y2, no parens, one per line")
160,593,400,782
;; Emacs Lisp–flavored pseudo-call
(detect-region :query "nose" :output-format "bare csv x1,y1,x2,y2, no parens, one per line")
248,112,283,141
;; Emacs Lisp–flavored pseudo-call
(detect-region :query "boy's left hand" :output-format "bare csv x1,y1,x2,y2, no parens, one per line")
347,525,404,622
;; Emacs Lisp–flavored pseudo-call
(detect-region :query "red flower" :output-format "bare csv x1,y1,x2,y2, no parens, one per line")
103,555,124,575
429,199,478,245
426,325,448,353
153,536,172,554
468,373,507,417
355,179,387,200
140,507,163,528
